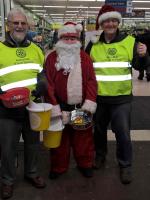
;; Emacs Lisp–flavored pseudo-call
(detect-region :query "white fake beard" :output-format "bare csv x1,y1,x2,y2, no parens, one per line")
55,40,81,74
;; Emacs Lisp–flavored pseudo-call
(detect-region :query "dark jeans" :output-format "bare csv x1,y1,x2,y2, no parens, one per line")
0,116,40,185
94,102,132,168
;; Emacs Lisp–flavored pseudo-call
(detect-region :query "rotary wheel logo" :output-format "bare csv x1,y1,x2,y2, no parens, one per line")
16,49,26,58
107,48,117,56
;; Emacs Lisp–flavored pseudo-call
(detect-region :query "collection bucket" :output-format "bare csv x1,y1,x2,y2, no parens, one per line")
43,117,64,148
26,101,53,131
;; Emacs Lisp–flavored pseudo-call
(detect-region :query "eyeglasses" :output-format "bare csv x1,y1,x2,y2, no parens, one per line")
8,21,27,26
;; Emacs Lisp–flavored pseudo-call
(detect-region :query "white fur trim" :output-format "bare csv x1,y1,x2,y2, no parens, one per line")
58,25,78,38
81,99,97,114
76,24,83,32
91,35,100,44
51,104,62,117
98,11,122,24
67,56,82,104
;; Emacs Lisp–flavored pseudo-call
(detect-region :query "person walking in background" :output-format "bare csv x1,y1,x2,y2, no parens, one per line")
85,4,149,184
136,31,150,81
44,22,97,179
0,9,46,199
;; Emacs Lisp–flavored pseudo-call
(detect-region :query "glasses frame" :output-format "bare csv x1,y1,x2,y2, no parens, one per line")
8,21,28,26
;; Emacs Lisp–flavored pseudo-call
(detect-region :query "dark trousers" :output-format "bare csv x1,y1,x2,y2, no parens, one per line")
50,125,94,173
94,102,132,168
0,117,40,185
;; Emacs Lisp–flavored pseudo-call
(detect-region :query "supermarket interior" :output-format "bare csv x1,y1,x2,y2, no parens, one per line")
1,1,150,200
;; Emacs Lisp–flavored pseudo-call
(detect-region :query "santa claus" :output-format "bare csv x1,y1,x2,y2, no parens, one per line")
44,21,97,179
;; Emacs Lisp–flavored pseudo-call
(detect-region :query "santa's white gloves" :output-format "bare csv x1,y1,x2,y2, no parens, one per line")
51,104,62,117
62,111,70,125
81,100,97,114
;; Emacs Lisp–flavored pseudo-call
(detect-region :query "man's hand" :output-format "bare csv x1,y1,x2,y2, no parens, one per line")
137,42,147,57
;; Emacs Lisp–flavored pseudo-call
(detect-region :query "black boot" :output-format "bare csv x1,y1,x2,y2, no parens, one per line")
120,167,132,184
138,71,144,80
77,167,93,178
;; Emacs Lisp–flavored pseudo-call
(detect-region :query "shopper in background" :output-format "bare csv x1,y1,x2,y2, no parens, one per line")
0,9,46,199
136,31,150,81
44,22,97,179
52,29,58,45
85,4,149,184
27,20,43,42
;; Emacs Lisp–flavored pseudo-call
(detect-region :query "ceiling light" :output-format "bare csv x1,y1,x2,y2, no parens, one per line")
133,1,150,2
25,5,43,7
66,11,79,12
89,7,101,9
67,6,88,9
50,14,64,15
44,6,65,8
134,7,150,9
32,10,46,12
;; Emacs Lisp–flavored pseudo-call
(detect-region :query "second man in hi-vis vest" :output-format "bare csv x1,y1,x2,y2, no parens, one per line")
86,4,149,184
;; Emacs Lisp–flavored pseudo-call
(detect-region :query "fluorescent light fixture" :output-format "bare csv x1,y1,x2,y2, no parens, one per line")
123,18,150,20
66,11,79,12
133,1,150,2
67,6,88,9
89,7,101,9
36,13,44,15
134,7,150,10
50,14,64,15
25,5,43,7
32,10,46,12
44,6,65,8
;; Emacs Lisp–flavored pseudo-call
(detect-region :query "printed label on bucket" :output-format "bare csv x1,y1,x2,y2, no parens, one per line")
30,113,41,129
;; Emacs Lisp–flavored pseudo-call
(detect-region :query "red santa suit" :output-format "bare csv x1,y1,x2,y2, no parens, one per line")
44,23,97,175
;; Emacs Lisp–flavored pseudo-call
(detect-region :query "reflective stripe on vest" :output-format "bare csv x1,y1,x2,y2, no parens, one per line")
0,63,42,76
93,62,131,68
96,74,131,81
1,78,37,91
93,61,132,96
94,61,132,81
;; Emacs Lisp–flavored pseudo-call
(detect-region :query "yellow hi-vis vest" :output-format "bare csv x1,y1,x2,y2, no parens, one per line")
0,42,44,93
90,35,135,96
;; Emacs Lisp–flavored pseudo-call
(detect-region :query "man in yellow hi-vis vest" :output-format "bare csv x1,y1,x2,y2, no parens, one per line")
86,4,149,185
0,9,46,199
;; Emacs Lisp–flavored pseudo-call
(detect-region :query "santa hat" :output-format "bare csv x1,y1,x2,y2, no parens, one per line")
58,21,83,39
96,4,122,30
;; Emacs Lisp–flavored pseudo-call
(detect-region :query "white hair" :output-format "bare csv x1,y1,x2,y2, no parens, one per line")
7,8,27,22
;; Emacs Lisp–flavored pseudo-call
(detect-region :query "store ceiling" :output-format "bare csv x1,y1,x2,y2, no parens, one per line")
14,0,150,23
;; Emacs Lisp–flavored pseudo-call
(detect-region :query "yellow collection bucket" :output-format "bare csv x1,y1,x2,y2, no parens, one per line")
43,117,64,148
26,101,53,131
43,130,62,148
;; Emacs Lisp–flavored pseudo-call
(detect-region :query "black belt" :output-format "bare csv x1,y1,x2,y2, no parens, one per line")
60,103,81,112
